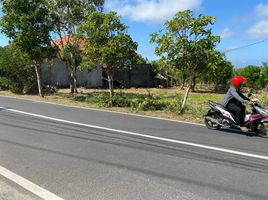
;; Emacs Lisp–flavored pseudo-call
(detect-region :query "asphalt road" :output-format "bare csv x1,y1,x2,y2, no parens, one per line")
0,96,267,200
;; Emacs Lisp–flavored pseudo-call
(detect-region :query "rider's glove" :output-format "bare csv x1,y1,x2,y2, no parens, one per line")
247,101,254,105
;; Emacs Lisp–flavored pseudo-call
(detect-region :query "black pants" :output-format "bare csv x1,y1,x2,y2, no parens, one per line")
227,103,246,126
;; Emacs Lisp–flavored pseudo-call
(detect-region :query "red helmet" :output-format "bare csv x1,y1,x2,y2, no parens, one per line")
231,76,247,87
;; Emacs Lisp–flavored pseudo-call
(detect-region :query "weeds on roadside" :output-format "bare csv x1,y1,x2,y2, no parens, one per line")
67,91,184,113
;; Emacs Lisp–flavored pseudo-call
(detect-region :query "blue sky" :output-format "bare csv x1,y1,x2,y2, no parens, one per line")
1,0,268,67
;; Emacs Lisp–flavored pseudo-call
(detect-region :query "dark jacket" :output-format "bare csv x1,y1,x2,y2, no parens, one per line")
221,85,250,107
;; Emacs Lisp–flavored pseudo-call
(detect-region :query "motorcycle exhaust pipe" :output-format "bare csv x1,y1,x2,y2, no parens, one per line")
205,116,220,125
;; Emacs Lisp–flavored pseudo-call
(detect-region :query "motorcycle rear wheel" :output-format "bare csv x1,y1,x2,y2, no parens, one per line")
204,113,220,130
257,122,268,137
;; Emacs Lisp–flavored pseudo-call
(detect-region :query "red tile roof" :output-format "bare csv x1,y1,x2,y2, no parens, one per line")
54,34,85,51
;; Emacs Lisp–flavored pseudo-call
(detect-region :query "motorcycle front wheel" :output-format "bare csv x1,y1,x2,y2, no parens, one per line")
257,122,268,137
204,112,220,130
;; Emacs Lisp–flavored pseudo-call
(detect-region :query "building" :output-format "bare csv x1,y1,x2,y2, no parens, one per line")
42,35,153,88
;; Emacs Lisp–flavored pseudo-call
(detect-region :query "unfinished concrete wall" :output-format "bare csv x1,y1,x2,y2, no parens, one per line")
41,59,102,88
112,64,154,88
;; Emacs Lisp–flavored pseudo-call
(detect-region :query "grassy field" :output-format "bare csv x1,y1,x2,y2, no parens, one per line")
1,87,267,124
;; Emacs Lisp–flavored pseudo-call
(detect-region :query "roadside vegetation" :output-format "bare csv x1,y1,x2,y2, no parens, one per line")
1,1,268,124
2,87,268,124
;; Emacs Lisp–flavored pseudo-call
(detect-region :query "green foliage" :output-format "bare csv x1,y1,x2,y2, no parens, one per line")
260,92,268,107
136,55,148,64
150,60,162,77
260,62,268,88
131,96,166,111
47,0,104,35
236,65,261,89
0,76,23,94
78,11,139,97
150,10,221,86
0,77,13,89
0,45,38,94
46,0,104,93
67,91,184,112
150,10,221,112
59,44,82,70
78,11,139,72
201,57,234,90
166,94,184,113
0,45,30,72
0,0,58,97
0,0,57,62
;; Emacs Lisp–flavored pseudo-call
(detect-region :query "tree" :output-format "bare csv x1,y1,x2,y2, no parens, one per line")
151,59,177,87
0,45,36,93
46,0,104,93
78,11,139,97
0,0,57,97
260,62,268,88
0,45,29,74
200,53,234,91
236,65,261,89
150,10,220,113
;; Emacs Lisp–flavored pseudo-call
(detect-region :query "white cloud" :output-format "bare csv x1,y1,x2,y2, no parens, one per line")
247,20,268,38
244,3,268,39
105,0,201,24
219,28,232,39
255,3,268,18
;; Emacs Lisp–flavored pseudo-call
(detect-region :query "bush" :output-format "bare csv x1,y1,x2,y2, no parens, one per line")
0,77,13,90
68,91,184,113
166,94,184,113
86,92,111,107
111,93,132,107
131,96,166,111
43,85,58,95
260,92,268,107
0,77,23,94
23,80,37,94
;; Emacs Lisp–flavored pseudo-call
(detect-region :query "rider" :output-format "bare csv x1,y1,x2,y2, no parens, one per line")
221,75,252,131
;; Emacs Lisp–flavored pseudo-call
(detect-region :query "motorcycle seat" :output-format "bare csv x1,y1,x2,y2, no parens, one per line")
209,101,229,111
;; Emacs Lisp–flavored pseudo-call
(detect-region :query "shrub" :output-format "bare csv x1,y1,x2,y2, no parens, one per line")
111,93,132,107
68,91,184,113
43,85,58,95
0,77,13,90
0,76,23,94
260,92,268,107
166,94,184,113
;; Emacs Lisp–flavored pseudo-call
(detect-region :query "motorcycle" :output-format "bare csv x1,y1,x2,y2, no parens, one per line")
204,99,268,137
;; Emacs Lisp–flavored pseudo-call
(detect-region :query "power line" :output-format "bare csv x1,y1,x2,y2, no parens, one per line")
224,38,268,53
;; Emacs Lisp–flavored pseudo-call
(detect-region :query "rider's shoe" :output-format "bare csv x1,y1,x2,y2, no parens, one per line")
240,126,249,132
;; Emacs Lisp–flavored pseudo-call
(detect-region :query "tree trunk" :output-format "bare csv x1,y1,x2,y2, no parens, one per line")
69,72,74,94
170,76,174,87
190,76,196,92
69,52,78,94
108,75,114,98
72,52,78,93
166,75,169,88
180,83,191,114
34,64,44,98
69,71,77,94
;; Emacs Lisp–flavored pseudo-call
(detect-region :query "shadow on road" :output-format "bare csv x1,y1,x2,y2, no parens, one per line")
217,128,268,138
0,107,12,111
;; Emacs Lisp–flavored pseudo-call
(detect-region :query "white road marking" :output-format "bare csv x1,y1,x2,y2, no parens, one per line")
2,107,268,161
0,165,64,200
0,95,204,126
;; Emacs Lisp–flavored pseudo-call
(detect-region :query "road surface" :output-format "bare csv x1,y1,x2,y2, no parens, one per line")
0,96,267,200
